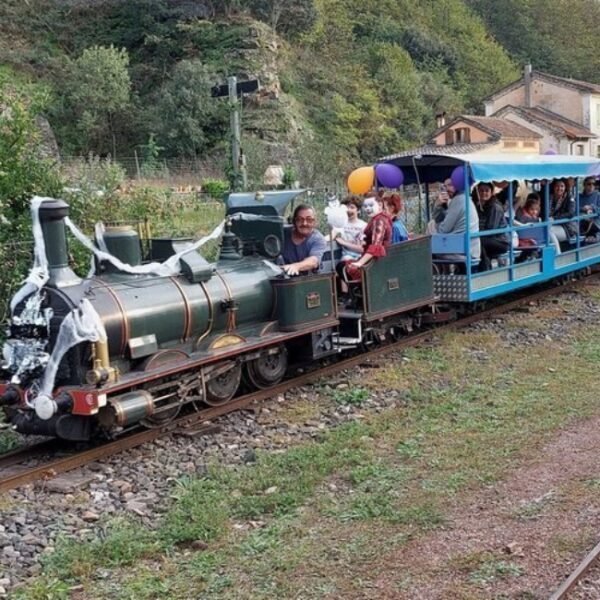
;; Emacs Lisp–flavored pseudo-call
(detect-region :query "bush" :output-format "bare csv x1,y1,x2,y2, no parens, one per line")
201,178,229,200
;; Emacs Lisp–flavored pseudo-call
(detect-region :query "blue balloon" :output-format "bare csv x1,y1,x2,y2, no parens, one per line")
375,163,404,188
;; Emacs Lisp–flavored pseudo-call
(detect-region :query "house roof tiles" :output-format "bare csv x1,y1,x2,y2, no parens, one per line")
494,105,595,139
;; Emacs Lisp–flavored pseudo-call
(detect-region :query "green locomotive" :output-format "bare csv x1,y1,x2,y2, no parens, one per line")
0,192,433,440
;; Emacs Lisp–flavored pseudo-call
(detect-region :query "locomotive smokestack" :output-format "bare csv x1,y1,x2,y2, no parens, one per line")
38,199,81,287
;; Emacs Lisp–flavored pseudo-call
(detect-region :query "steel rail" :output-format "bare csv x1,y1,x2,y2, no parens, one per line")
549,539,600,600
0,273,596,495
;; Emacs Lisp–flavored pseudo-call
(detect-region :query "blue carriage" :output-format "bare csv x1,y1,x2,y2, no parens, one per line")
383,152,600,302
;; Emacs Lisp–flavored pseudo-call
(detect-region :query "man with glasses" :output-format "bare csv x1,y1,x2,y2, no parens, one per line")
280,204,327,276
580,177,600,242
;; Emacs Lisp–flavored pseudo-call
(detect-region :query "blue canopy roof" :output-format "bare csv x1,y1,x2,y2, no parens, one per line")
382,152,600,185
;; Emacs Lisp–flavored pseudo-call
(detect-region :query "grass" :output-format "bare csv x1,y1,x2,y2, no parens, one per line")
0,411,20,453
15,288,600,598
331,386,369,406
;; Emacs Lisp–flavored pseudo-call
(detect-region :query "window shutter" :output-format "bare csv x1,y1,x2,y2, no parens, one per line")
445,129,454,145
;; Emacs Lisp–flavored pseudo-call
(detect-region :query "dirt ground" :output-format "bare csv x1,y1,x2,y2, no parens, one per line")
366,410,600,599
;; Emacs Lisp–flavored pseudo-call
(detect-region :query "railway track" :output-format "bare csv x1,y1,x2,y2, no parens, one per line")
0,272,595,495
549,540,600,599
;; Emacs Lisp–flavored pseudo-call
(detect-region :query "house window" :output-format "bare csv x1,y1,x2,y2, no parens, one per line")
454,127,471,143
523,141,536,148
503,141,518,148
576,144,585,156
597,104,600,127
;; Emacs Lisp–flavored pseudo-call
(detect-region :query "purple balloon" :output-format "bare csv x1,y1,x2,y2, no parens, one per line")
375,163,404,188
450,166,466,192
544,149,557,155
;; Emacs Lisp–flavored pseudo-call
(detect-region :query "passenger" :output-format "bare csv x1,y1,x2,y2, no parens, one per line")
496,180,523,217
516,193,541,224
384,193,409,243
280,204,327,276
340,195,392,282
333,195,367,261
579,176,600,242
474,182,511,271
430,179,481,263
516,192,561,255
426,178,454,235
549,179,577,245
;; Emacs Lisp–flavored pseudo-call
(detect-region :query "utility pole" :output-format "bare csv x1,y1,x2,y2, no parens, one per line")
228,76,245,190
212,77,260,192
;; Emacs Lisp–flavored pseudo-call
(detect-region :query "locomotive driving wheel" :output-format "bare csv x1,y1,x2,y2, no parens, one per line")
205,364,242,406
245,346,288,390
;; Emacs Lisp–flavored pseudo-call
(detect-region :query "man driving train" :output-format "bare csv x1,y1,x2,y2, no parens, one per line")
280,204,327,276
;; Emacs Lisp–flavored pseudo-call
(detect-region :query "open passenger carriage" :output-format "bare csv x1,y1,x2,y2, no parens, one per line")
383,152,600,302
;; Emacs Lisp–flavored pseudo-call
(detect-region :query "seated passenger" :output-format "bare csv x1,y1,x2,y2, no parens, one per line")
333,195,367,261
515,193,541,224
475,182,510,270
384,193,409,243
549,179,577,244
516,192,561,255
430,180,481,263
280,204,327,276
580,176,600,242
338,195,392,283
426,178,454,235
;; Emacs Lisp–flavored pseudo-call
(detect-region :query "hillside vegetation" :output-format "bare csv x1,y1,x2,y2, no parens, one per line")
0,0,599,184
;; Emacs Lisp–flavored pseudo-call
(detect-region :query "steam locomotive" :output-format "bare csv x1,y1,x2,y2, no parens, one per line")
0,191,434,440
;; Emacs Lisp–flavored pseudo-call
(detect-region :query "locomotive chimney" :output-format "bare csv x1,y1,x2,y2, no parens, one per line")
38,199,81,287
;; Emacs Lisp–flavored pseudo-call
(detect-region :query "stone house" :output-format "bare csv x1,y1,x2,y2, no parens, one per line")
384,114,541,158
484,65,600,157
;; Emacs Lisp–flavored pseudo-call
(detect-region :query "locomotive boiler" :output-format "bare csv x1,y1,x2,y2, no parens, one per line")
0,193,340,440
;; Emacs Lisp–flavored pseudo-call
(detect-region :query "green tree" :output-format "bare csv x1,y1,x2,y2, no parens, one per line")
0,71,62,220
0,71,63,317
246,0,316,36
66,45,132,156
151,60,228,158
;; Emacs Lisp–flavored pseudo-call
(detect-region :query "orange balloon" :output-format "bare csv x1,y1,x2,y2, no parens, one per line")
347,166,375,195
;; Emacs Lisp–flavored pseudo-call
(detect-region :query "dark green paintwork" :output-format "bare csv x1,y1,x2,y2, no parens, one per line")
102,228,142,270
271,273,336,331
91,256,276,359
363,237,433,318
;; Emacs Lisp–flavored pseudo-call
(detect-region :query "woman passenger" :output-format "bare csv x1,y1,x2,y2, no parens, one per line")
475,182,511,270
383,193,409,243
549,179,577,245
340,195,392,283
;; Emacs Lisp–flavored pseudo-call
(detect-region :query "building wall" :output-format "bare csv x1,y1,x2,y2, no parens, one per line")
589,94,600,135
485,86,525,116
485,78,584,124
529,79,583,123
500,112,561,154
500,138,540,153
